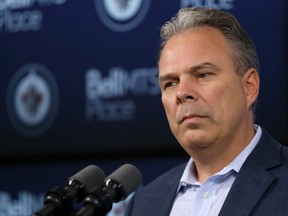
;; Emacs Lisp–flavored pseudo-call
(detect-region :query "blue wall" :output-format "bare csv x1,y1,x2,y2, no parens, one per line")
0,0,287,215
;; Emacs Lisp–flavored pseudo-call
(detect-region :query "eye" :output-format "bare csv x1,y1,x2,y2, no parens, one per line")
197,73,208,79
163,82,174,89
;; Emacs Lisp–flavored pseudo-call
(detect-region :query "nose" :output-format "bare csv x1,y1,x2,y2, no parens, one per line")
175,80,197,104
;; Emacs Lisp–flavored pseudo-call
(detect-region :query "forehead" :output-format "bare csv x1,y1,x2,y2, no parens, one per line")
159,27,234,74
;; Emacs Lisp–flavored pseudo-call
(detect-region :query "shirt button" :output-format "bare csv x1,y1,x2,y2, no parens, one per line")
203,192,209,199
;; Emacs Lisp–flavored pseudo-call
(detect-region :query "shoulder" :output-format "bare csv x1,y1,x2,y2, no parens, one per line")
253,129,287,159
249,128,288,173
125,163,187,216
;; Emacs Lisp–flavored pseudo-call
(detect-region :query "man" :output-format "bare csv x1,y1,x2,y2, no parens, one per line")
125,7,288,216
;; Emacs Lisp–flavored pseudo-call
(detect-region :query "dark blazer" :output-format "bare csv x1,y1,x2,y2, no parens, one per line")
125,130,288,216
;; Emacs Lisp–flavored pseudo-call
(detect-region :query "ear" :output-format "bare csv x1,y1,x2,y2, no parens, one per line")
243,68,260,108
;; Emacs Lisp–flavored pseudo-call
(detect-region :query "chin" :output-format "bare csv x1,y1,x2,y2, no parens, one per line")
179,133,212,150
184,139,211,150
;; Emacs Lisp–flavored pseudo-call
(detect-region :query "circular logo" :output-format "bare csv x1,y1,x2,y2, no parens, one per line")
6,63,59,137
95,0,151,32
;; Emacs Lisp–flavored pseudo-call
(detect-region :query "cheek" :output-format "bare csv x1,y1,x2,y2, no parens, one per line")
162,96,177,125
162,94,174,111
205,85,226,107
204,85,238,120
212,84,247,122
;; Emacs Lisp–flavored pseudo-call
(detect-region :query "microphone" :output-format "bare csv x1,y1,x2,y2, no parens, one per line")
32,165,106,216
75,163,142,216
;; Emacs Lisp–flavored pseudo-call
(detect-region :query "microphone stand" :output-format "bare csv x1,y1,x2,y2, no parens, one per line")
32,186,77,216
75,179,125,216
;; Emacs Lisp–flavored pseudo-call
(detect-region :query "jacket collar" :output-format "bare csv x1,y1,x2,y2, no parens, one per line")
219,129,282,216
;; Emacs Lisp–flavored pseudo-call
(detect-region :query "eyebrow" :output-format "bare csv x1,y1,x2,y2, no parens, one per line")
158,62,220,84
158,73,177,85
189,62,220,72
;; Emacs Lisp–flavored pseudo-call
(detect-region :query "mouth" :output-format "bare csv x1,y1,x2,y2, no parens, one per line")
179,114,204,124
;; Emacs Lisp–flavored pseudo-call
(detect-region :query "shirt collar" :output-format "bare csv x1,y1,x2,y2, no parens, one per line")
178,125,262,190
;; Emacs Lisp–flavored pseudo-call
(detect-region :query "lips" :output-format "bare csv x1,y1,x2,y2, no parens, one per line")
180,114,203,124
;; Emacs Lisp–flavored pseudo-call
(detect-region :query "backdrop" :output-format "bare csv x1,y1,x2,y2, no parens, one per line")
0,0,287,215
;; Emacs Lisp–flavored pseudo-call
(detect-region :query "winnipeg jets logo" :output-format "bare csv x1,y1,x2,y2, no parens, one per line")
15,70,50,126
95,0,151,32
7,63,59,137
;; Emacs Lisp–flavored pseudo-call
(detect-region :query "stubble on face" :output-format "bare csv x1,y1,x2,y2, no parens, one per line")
159,27,251,157
173,101,219,151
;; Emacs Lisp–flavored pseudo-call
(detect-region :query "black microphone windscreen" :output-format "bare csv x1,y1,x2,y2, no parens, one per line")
69,165,106,192
106,164,142,197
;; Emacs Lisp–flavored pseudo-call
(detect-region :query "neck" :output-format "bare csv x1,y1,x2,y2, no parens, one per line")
191,124,256,183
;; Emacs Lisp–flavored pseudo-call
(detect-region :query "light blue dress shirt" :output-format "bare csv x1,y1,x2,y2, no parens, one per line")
169,125,262,216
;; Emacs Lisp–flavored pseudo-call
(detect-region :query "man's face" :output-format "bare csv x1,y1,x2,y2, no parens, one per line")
158,27,257,155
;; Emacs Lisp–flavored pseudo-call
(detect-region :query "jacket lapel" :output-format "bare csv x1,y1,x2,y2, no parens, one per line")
152,181,180,215
128,164,186,216
148,165,185,215
218,160,275,216
219,130,282,216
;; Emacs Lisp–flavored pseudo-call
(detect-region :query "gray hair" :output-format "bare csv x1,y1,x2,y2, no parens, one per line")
159,7,259,76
